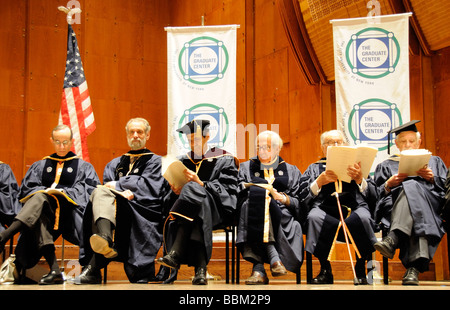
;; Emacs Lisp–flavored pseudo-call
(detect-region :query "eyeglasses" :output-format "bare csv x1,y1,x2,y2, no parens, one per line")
53,140,71,146
257,145,272,151
323,140,344,146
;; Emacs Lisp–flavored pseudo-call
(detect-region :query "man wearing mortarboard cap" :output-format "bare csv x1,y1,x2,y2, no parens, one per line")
373,120,448,285
156,119,239,285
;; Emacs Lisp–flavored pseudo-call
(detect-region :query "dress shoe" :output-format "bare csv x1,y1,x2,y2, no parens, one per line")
39,270,64,285
245,271,269,285
374,236,396,259
192,267,208,285
90,233,118,259
312,269,334,284
270,261,288,277
156,250,180,269
402,267,419,286
357,277,368,285
74,265,102,284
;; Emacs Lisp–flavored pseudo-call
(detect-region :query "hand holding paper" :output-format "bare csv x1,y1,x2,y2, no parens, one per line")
326,145,378,183
161,155,189,189
398,149,432,176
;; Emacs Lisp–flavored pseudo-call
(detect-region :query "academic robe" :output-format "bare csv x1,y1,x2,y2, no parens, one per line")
373,155,448,265
16,152,99,268
236,157,304,273
443,169,450,222
164,147,239,267
80,149,169,282
300,158,377,259
0,162,21,230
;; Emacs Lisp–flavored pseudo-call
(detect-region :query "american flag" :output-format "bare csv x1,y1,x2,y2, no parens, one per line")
59,24,95,161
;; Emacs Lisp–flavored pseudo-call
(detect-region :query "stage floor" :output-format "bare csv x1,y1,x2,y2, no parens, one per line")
1,279,449,290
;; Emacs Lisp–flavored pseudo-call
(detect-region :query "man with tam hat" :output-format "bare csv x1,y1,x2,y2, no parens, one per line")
76,118,169,284
373,120,448,285
156,119,239,285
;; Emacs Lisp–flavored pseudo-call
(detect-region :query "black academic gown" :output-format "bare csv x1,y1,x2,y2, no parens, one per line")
80,149,168,282
164,147,239,267
236,157,304,273
300,158,377,259
16,152,99,268
374,155,448,265
443,169,450,223
0,163,21,230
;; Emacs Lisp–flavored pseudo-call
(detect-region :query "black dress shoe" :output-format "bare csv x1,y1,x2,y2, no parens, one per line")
154,265,178,284
39,271,64,285
374,236,396,259
357,277,368,285
74,265,102,284
402,267,419,285
192,267,208,285
312,269,334,284
156,250,180,269
90,233,118,259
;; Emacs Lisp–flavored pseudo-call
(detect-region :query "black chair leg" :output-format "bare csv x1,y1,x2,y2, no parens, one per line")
231,226,236,283
306,251,313,284
103,266,107,284
225,228,230,284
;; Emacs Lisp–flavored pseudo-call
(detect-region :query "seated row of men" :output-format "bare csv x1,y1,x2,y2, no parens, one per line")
0,118,448,286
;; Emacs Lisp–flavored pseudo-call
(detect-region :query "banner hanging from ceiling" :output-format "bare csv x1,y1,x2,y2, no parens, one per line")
331,13,412,172
166,25,239,157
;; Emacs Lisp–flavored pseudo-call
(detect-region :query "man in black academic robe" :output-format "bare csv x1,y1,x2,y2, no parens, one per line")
77,118,168,284
0,162,21,232
156,119,239,285
374,120,448,285
0,125,100,284
236,131,304,285
300,130,377,285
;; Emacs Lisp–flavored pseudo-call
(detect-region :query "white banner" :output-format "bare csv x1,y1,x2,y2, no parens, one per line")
332,13,412,172
166,25,239,157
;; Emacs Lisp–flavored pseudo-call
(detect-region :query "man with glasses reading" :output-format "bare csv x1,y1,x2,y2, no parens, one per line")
299,130,377,284
236,131,304,285
0,124,100,284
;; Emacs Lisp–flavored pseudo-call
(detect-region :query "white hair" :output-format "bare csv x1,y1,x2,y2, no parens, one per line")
320,130,345,145
256,130,283,150
395,131,421,140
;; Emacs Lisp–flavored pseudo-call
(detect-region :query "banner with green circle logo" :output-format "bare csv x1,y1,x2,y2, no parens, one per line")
332,13,411,172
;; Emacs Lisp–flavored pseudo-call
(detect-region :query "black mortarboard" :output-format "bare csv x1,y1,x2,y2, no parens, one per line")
387,120,420,154
176,119,210,137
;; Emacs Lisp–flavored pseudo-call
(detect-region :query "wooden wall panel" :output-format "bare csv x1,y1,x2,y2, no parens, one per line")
0,1,26,177
433,47,450,165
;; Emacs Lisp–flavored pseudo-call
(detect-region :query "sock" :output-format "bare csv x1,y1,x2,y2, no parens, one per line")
0,220,24,243
265,243,281,265
355,256,366,277
319,257,332,271
42,245,60,273
96,218,113,240
252,262,266,274
194,247,207,269
170,220,192,256
388,229,406,247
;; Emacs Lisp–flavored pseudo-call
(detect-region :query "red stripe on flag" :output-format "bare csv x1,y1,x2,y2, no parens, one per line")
71,86,90,161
